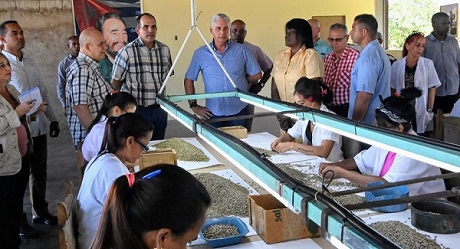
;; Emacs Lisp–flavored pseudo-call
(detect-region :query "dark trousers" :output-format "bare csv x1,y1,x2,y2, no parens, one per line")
327,103,349,118
210,106,249,128
0,155,30,249
242,104,255,132
136,104,168,141
29,134,50,217
433,94,458,114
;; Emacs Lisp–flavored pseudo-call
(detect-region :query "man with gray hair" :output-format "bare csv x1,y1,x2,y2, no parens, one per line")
323,23,359,117
308,18,332,59
184,13,261,128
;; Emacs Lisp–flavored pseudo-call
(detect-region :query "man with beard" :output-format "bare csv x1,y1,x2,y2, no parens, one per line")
96,13,128,86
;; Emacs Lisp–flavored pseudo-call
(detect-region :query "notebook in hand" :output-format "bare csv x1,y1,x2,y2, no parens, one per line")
18,87,42,116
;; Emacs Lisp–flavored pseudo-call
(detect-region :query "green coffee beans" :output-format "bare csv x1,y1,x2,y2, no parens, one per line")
203,224,239,239
155,138,210,162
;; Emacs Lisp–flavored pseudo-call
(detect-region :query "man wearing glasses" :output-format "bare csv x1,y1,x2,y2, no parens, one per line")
323,23,359,117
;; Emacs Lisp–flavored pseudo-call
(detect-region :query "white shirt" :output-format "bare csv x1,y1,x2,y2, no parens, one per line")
82,118,107,162
2,51,58,137
354,132,445,196
391,57,441,133
287,104,343,162
451,99,460,117
76,153,129,249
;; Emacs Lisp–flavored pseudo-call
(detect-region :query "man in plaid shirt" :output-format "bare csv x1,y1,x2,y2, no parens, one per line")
323,23,359,117
111,13,172,140
66,28,110,148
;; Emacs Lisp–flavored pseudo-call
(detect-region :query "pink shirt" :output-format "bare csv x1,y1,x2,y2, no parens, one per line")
17,123,28,157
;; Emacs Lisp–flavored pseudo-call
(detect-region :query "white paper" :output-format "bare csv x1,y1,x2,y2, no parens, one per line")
149,137,222,171
18,86,42,116
242,132,328,165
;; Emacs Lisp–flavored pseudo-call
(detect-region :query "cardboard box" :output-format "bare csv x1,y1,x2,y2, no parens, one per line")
139,149,177,170
249,194,316,244
218,125,247,139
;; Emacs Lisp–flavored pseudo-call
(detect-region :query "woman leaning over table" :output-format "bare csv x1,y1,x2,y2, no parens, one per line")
319,87,445,196
390,32,440,136
271,77,343,162
0,52,45,248
271,18,325,132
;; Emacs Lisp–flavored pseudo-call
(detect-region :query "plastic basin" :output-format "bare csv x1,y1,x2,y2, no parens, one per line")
365,181,409,213
199,216,249,248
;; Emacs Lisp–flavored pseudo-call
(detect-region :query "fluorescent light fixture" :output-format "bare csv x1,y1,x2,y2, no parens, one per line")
241,98,282,113
197,133,300,213
160,105,193,131
329,234,350,249
240,98,299,120
315,122,460,173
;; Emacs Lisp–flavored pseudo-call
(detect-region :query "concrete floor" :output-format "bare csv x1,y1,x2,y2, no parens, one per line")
20,113,280,249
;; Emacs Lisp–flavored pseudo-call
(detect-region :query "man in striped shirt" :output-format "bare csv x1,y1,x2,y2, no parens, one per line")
111,13,173,140
323,23,359,117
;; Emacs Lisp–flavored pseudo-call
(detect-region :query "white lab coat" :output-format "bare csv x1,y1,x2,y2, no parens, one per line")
391,57,441,133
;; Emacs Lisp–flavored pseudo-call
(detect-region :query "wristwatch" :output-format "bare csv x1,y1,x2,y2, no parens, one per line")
189,101,198,108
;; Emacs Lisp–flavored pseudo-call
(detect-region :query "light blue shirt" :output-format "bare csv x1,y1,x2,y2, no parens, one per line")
314,38,332,59
348,40,391,125
185,40,261,116
422,33,460,96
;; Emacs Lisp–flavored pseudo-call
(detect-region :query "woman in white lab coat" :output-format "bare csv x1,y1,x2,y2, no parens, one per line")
390,32,440,136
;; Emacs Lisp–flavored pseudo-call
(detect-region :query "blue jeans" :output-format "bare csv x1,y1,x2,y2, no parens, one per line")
209,105,249,128
136,105,168,140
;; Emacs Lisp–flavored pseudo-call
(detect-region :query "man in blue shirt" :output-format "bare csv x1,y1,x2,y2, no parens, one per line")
308,19,332,59
184,13,261,128
348,14,390,125
422,12,460,113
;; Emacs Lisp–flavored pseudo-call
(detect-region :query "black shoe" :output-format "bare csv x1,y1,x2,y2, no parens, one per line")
32,214,58,226
19,224,40,240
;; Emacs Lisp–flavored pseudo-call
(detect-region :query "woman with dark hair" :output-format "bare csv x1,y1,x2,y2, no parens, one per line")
271,18,325,131
91,164,211,249
319,87,445,196
391,32,440,136
77,113,154,249
271,77,343,162
82,92,137,162
0,52,39,247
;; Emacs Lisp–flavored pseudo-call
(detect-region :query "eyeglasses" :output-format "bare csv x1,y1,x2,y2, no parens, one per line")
327,35,348,43
134,138,149,152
